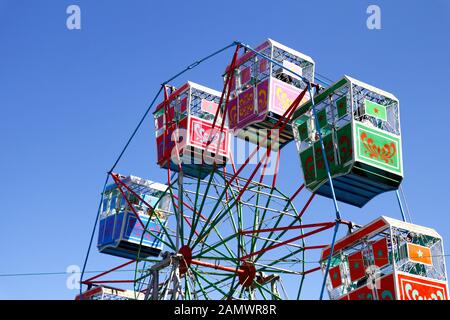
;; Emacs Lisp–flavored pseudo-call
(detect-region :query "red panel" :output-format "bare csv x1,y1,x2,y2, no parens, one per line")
341,273,396,300
372,237,389,268
166,105,175,124
329,265,342,288
159,117,188,165
180,97,188,113
377,273,396,300
163,124,175,162
259,58,268,74
397,273,448,300
156,134,164,164
227,97,238,129
348,251,366,282
240,66,251,85
156,114,164,129
348,285,374,300
229,75,236,92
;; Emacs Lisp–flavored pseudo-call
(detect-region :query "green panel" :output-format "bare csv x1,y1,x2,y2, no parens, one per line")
354,122,402,175
336,122,353,170
299,146,315,185
317,108,328,129
314,141,326,182
296,115,309,141
300,124,355,190
336,96,347,118
314,133,336,182
365,99,387,121
298,122,308,141
324,134,338,173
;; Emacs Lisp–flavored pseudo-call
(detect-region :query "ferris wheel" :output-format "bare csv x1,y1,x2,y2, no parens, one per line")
78,39,448,301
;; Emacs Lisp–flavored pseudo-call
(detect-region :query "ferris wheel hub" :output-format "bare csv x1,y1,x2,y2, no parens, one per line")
238,261,256,287
178,245,193,275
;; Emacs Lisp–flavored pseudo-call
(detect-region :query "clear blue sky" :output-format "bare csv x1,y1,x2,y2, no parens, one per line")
1,0,449,300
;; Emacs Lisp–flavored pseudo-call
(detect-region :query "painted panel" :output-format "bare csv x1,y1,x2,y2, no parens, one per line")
372,237,390,268
227,97,238,129
329,265,343,288
397,272,448,300
336,96,347,118
377,273,396,300
180,97,188,113
316,108,328,129
354,122,402,175
238,86,255,124
257,79,269,113
299,123,353,191
296,120,309,142
97,218,106,246
240,66,251,85
348,251,366,282
259,58,268,74
348,285,374,300
189,116,229,156
407,243,433,266
365,99,387,121
346,273,396,300
124,213,163,249
156,134,164,164
200,99,218,115
157,117,188,166
227,79,268,131
269,78,307,116
336,122,353,169
299,146,315,186
313,133,336,182
163,124,176,163
98,212,164,251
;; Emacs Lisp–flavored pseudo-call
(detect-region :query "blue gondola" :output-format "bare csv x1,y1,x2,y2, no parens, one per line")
97,175,170,259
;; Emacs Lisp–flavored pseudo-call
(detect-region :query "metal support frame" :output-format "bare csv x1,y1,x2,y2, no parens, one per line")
396,190,407,222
